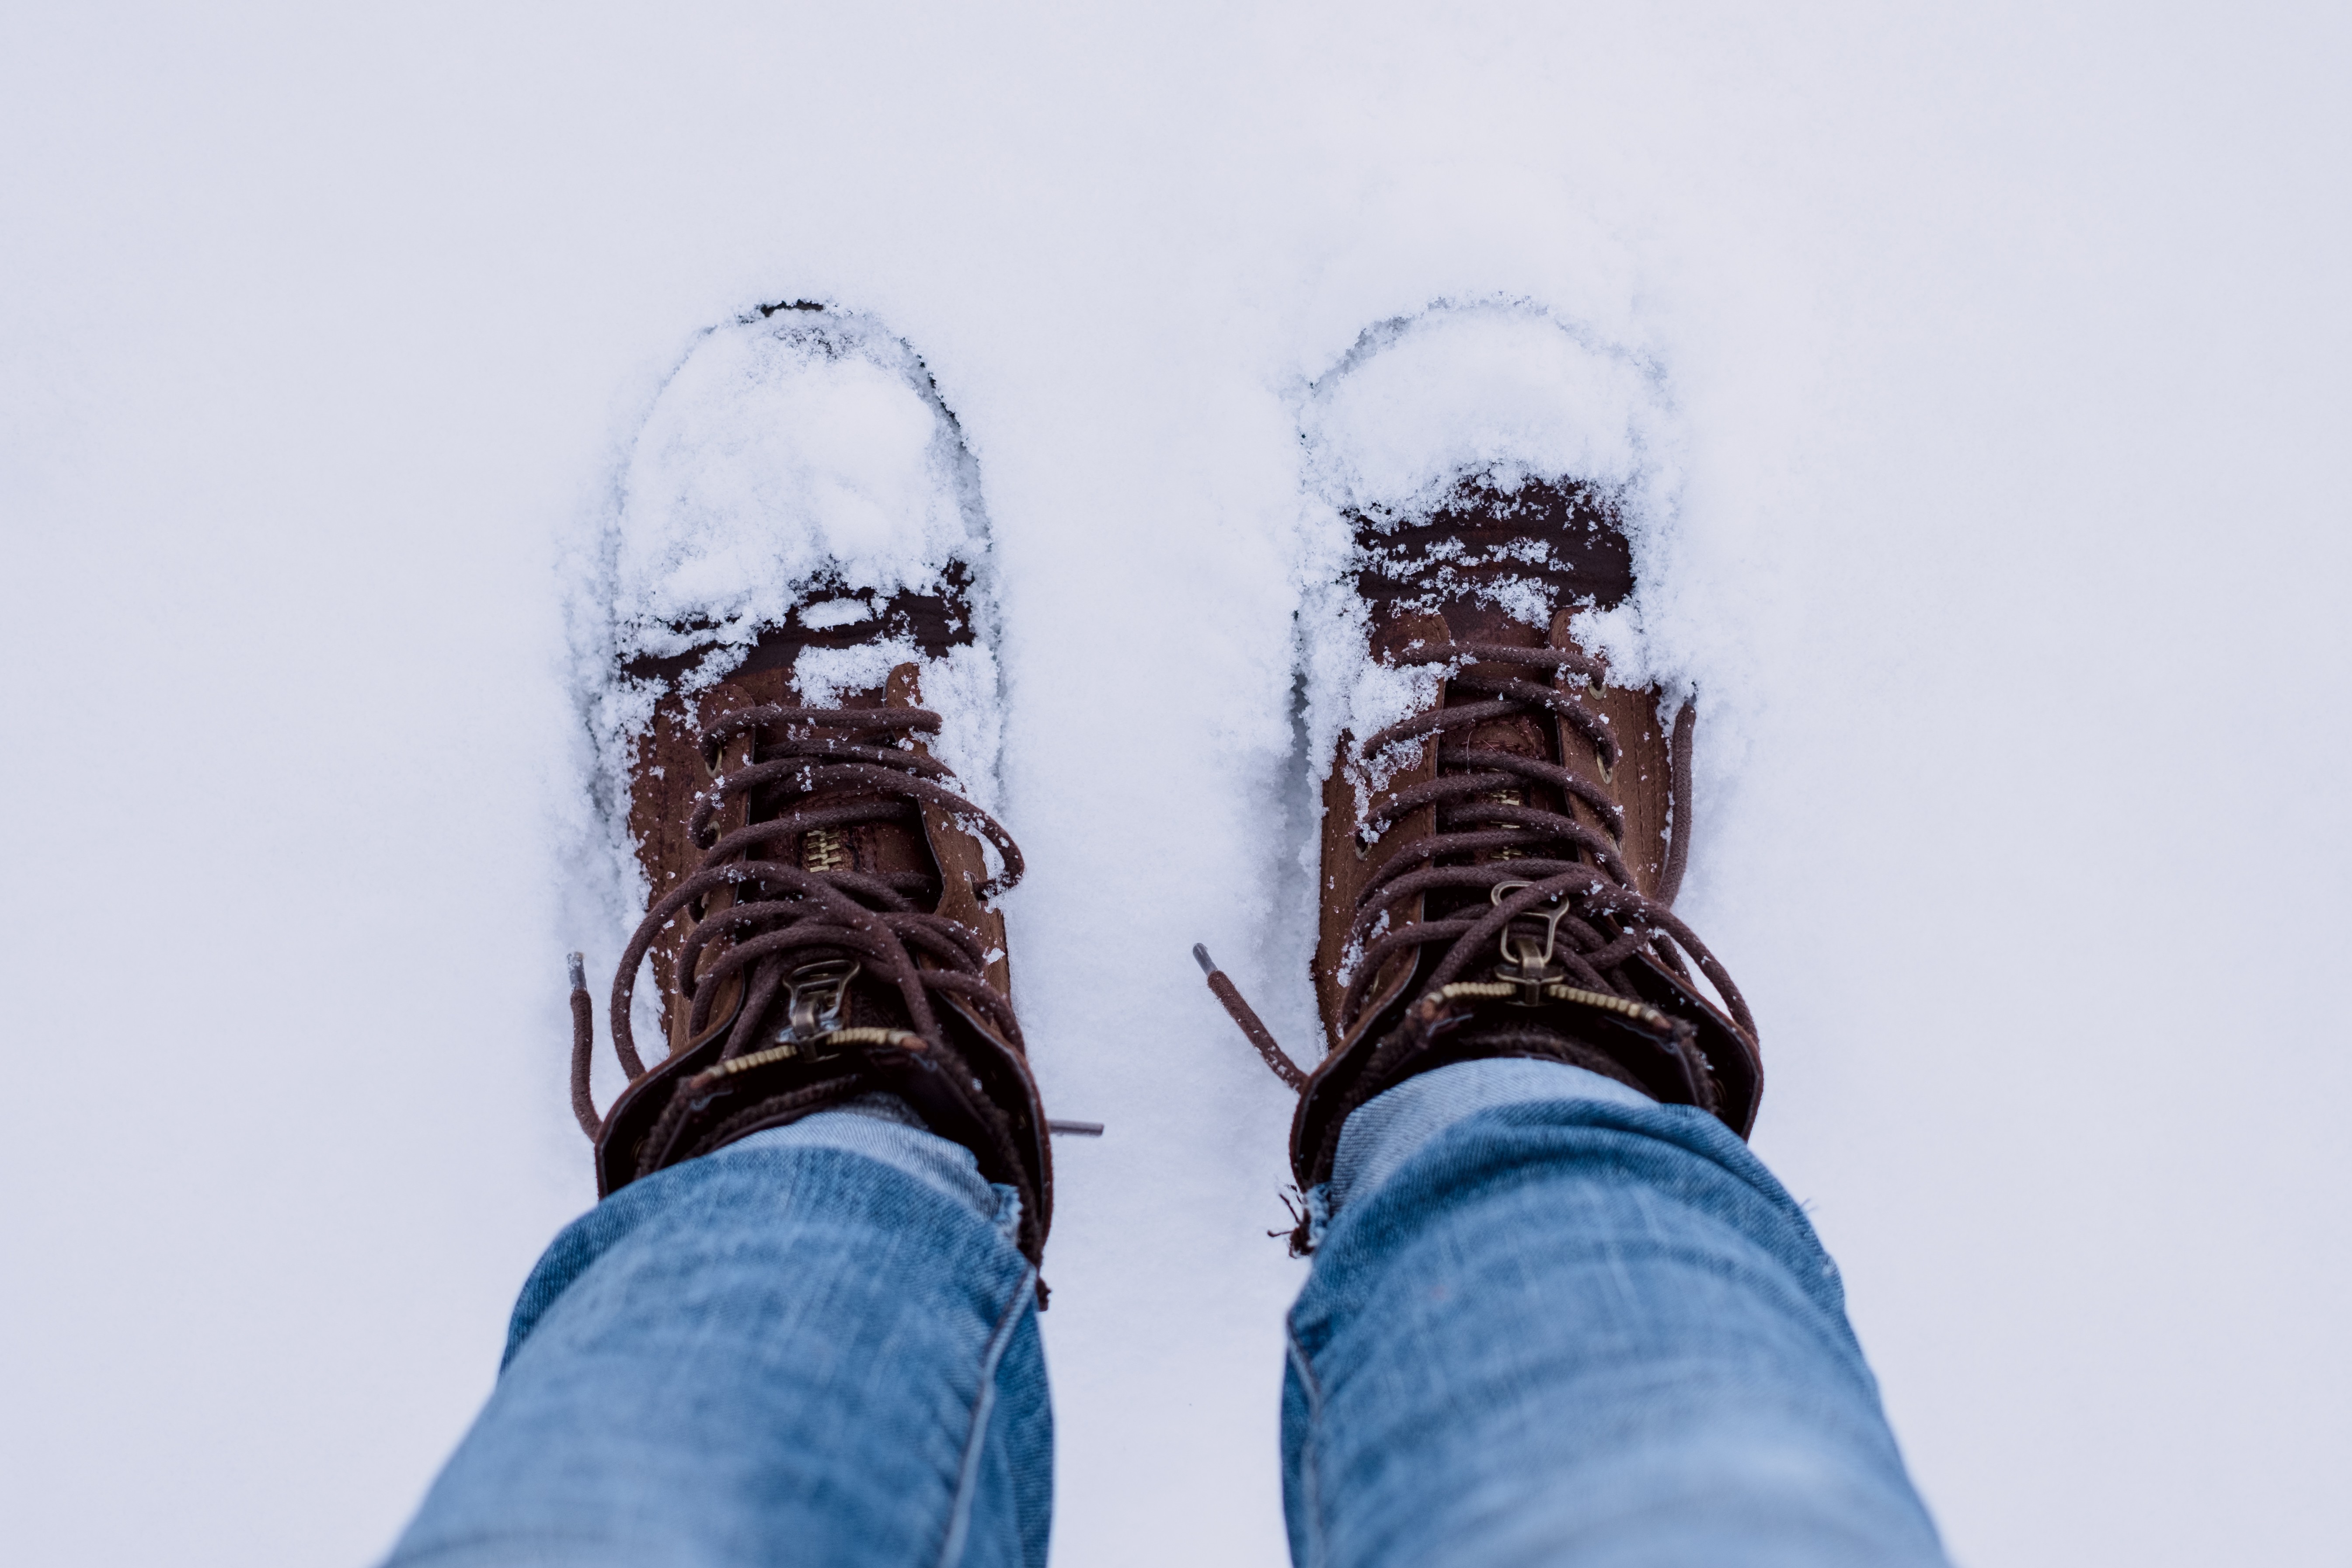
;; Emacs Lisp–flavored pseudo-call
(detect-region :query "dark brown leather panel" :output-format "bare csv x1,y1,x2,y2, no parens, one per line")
1313,611,1446,1054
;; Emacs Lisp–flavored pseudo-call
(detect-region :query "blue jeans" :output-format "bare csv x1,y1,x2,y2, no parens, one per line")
388,1066,1947,1567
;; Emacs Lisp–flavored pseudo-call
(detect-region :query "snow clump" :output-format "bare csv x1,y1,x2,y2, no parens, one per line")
1299,297,1674,527
1294,299,1685,801
612,307,990,666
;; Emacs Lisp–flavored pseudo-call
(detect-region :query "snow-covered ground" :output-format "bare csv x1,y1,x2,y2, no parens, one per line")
4,4,2347,1565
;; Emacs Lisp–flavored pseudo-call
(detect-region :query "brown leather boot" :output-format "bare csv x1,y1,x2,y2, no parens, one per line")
568,305,1054,1266
1207,419,1762,1202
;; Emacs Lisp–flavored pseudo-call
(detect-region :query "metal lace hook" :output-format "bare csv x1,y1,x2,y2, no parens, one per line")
781,957,861,1043
1490,880,1570,971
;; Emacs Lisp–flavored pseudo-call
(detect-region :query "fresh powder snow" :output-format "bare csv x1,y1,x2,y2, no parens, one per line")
613,308,990,666
1293,300,1687,829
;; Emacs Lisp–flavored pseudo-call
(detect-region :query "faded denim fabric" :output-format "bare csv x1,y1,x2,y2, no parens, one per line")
1286,1059,1949,1568
390,1066,1946,1568
386,1101,1049,1568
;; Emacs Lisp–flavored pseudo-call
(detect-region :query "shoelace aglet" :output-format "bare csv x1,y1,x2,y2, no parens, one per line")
567,951,600,1139
1192,942,1308,1091
1046,1120,1105,1137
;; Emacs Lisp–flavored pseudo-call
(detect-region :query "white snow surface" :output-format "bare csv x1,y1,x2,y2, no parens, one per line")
4,7,2350,1568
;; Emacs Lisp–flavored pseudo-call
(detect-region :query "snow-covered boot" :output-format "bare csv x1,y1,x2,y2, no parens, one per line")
571,303,1054,1265
1235,304,1764,1196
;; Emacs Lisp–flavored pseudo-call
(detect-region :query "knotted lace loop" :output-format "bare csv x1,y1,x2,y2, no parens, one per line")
575,702,1024,1125
1335,638,1756,1050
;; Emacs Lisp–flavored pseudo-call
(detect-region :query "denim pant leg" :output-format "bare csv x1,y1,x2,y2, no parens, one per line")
386,1101,1052,1568
1283,1059,1948,1568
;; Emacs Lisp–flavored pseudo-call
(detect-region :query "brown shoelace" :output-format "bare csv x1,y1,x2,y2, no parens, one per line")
1336,638,1755,1045
1205,638,1756,1082
571,701,1026,1138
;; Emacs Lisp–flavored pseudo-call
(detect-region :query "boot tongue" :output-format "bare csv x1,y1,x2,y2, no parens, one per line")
723,675,937,1044
1439,615,1561,870
781,679,937,887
